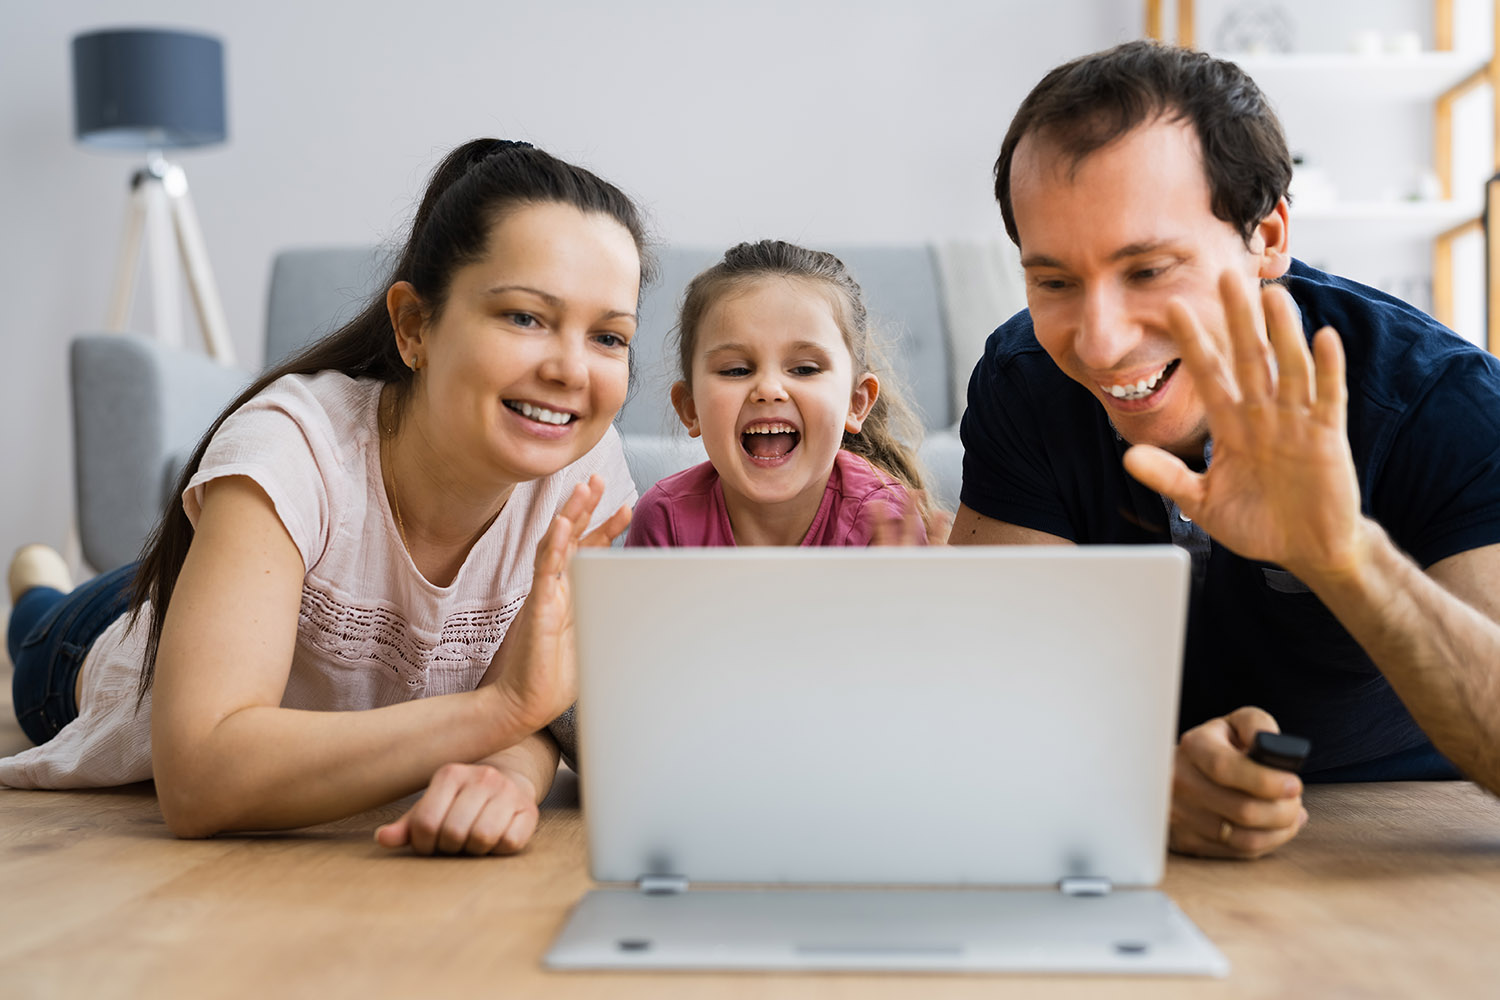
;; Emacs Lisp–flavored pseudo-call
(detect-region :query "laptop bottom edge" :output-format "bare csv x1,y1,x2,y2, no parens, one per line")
544,886,1228,976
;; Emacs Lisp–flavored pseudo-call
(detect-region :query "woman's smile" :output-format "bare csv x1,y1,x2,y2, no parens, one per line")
503,398,581,440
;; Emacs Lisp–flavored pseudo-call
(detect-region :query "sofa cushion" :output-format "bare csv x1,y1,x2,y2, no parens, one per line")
619,433,708,499
71,334,250,570
265,247,389,367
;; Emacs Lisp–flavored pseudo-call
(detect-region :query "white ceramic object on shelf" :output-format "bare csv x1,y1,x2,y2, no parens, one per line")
1289,162,1339,207
1351,29,1384,57
1388,31,1423,57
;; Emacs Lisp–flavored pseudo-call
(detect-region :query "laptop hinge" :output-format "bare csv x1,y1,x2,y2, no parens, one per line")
637,874,690,895
1057,876,1112,897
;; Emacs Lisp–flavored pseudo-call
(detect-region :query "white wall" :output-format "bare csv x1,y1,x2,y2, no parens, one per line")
0,0,1478,575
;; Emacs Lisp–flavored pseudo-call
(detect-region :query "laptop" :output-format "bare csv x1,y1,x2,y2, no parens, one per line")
545,547,1226,976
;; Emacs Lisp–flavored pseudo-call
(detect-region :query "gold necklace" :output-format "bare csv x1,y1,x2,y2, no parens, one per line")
390,456,411,555
383,402,412,555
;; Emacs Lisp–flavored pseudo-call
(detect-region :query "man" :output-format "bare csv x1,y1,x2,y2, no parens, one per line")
954,40,1500,859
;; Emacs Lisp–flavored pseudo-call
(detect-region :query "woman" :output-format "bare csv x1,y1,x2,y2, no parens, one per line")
4,139,650,855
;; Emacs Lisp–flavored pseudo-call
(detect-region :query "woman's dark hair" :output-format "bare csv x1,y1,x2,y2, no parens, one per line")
673,240,934,528
130,138,654,698
994,40,1292,246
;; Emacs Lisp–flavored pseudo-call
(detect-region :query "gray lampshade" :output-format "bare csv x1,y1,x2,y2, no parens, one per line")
72,28,226,150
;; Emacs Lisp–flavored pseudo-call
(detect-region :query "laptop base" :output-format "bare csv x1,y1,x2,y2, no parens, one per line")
545,886,1228,975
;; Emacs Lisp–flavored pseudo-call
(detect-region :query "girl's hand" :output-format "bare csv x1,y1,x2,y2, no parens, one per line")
871,491,947,546
375,761,539,855
924,503,954,546
482,475,631,733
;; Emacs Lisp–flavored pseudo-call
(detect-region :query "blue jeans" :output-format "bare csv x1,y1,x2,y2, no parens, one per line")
7,562,138,745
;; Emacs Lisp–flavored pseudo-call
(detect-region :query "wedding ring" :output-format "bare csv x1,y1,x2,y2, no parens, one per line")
1218,819,1234,844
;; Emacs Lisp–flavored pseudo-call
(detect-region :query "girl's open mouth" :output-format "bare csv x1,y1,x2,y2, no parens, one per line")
741,422,800,461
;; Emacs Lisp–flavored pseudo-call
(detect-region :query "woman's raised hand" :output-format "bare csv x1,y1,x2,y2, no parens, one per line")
481,475,631,733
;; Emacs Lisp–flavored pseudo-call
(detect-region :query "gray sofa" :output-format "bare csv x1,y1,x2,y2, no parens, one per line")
72,244,1018,571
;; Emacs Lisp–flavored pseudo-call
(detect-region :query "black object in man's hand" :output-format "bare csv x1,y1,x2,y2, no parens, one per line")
1248,731,1311,773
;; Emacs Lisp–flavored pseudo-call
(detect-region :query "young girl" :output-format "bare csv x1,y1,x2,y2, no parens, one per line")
3,139,650,856
626,240,933,547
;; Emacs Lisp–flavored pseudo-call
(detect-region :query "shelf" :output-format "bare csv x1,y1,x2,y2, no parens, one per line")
1213,51,1489,102
1291,200,1481,240
1150,0,1499,346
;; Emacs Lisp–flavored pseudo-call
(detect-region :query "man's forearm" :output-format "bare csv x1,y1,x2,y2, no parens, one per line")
1305,520,1500,792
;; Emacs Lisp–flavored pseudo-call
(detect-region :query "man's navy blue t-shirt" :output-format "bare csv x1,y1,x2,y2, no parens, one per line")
959,259,1500,778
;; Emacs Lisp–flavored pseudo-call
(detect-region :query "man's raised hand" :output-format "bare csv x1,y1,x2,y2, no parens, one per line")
1123,271,1369,585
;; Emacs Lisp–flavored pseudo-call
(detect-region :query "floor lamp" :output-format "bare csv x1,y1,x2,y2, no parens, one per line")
72,27,236,364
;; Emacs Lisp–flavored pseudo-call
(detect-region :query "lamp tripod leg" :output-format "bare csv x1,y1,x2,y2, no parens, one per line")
143,178,183,348
163,166,235,365
105,175,149,332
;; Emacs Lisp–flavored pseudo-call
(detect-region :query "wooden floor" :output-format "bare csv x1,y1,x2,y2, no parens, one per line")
3,655,1500,998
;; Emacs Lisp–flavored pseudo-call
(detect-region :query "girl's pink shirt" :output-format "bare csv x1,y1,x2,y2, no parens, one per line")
625,449,925,547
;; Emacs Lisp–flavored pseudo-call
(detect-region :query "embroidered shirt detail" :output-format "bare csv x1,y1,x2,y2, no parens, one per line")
297,584,526,691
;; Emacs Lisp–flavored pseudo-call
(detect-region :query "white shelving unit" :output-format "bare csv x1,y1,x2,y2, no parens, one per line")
1291,202,1482,232
1146,0,1500,353
1219,49,1487,251
1216,51,1487,102
1290,199,1488,245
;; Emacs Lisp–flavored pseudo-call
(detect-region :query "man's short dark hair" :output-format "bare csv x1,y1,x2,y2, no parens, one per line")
994,40,1292,247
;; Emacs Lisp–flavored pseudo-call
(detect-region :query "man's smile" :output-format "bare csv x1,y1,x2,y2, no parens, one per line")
1099,359,1180,402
